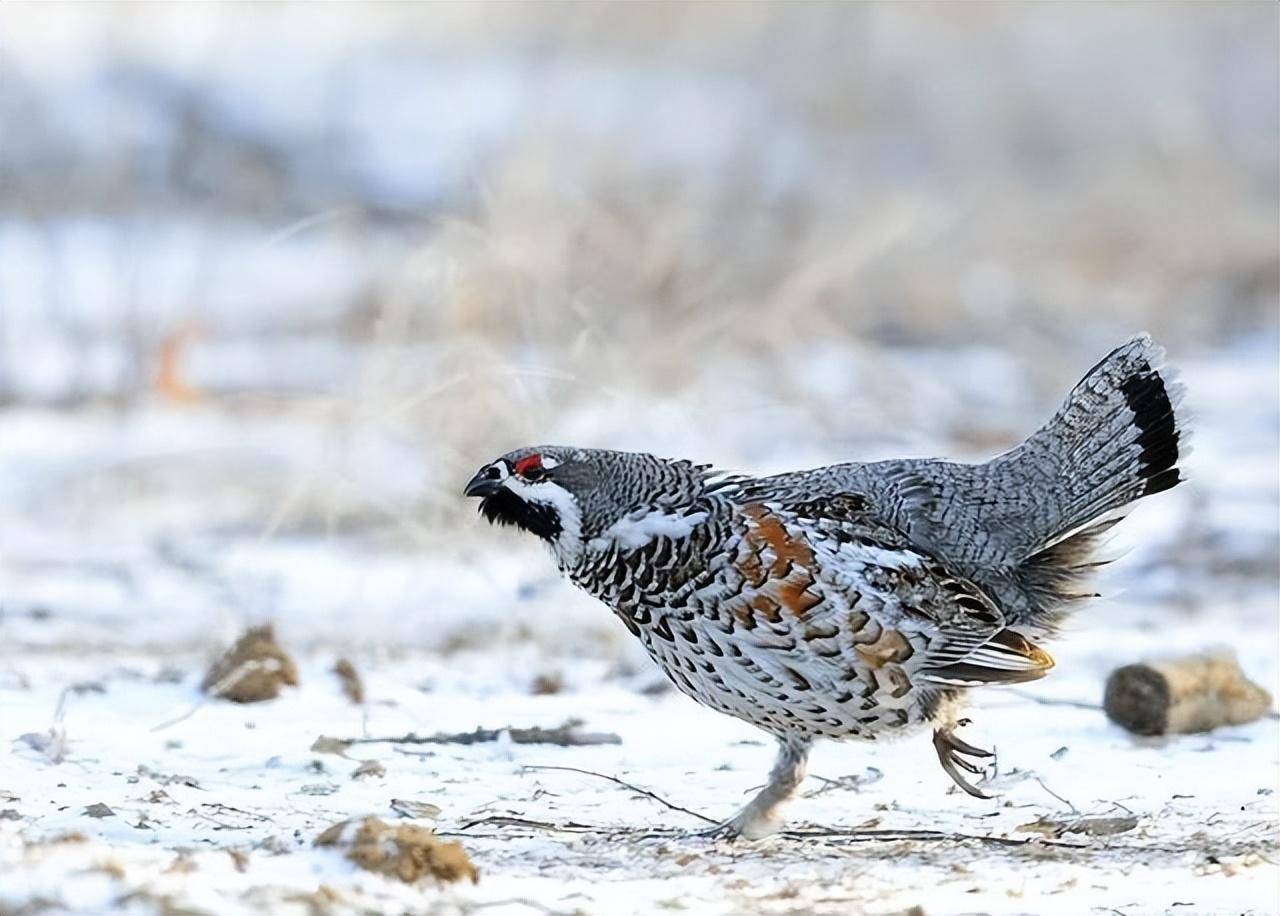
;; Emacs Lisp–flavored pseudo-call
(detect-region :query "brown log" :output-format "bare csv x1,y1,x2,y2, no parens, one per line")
1103,652,1272,736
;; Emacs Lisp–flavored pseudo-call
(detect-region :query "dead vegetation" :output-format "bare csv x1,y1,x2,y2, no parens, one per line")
0,5,1275,914
315,817,477,885
201,626,299,703
317,718,621,751
529,672,564,696
332,659,364,704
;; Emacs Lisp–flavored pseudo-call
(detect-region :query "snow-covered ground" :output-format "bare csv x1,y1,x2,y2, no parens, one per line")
1,345,1276,915
0,637,1276,916
1,5,1277,913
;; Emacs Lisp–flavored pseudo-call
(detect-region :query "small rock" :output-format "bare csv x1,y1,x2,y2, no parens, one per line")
1059,815,1139,837
310,736,351,757
390,798,442,820
1017,814,1138,838
298,784,339,797
351,760,386,780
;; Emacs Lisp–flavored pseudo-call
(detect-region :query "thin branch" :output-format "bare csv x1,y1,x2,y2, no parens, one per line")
150,697,209,732
455,815,599,834
780,827,1089,849
1033,777,1079,814
330,720,620,749
1005,689,1102,711
453,815,1088,849
522,764,716,824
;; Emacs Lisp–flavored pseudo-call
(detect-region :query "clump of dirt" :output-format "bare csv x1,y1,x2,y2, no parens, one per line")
530,672,563,695
333,658,364,704
315,817,477,885
202,625,299,703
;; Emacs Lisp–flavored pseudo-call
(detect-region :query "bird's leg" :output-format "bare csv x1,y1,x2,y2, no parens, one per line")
697,737,810,841
932,722,994,799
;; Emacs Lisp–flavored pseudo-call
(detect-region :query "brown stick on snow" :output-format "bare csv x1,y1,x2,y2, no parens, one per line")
327,718,621,749
1103,652,1272,736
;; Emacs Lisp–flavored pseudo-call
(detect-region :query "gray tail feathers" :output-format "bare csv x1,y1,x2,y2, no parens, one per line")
1012,334,1188,626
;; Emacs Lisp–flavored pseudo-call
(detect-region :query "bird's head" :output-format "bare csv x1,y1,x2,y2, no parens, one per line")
463,446,713,564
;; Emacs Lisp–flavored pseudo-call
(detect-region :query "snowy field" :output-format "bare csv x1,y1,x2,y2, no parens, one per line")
1,4,1278,914
1,347,1276,916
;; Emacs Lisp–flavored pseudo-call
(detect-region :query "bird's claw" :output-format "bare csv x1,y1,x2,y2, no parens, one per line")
690,808,780,842
933,727,995,799
692,819,744,842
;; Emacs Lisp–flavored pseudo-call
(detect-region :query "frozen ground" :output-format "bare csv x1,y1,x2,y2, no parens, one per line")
1,345,1277,916
0,636,1276,916
0,6,1276,912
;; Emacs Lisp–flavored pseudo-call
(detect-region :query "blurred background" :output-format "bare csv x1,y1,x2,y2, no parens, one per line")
0,2,1276,656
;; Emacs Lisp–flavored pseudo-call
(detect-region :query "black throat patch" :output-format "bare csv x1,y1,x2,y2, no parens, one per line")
479,488,562,543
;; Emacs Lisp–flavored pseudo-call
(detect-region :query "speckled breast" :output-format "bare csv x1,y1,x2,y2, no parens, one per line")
570,503,952,743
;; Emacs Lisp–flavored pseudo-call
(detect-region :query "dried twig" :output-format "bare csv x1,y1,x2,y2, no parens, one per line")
804,768,884,797
522,764,716,824
455,815,599,834
331,719,621,749
454,815,1089,849
781,826,1089,849
150,697,209,733
202,802,271,823
1005,689,1103,711
1033,776,1079,814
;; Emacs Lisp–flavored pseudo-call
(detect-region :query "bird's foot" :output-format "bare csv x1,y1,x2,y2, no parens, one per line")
690,808,778,842
932,725,995,799
691,819,744,842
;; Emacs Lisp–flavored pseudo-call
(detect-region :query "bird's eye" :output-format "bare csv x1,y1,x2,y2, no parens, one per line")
485,465,501,480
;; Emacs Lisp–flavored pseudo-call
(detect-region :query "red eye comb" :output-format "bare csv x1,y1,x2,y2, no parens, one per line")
514,453,543,476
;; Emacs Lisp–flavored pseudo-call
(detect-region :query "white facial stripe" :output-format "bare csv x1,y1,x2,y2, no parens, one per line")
503,475,582,559
589,510,709,552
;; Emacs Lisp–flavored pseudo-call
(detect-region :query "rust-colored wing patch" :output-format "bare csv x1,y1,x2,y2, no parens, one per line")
743,504,815,575
731,504,826,624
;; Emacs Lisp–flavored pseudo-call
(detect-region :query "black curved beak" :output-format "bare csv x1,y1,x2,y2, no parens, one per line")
464,470,503,498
